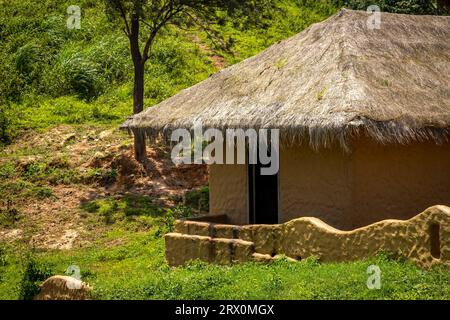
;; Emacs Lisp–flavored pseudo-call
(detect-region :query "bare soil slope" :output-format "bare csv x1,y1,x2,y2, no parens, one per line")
0,125,208,249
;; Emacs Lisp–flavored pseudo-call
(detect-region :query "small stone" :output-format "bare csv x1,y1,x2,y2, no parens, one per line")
34,275,91,300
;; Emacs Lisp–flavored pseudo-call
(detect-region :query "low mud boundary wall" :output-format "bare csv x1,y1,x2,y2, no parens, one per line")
165,206,450,268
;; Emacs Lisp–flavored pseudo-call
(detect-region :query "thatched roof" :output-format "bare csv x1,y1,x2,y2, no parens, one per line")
122,9,450,149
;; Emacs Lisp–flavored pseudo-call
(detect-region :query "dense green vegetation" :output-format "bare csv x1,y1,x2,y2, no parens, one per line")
0,0,338,145
334,0,450,14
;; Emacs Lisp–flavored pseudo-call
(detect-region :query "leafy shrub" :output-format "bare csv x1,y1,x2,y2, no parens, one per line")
0,201,21,228
18,254,54,300
0,50,25,102
61,53,104,100
0,104,16,144
14,43,44,80
333,0,450,15
160,204,194,233
23,161,47,180
184,186,209,212
152,38,188,75
86,36,130,84
0,246,7,267
172,204,193,219
81,201,101,213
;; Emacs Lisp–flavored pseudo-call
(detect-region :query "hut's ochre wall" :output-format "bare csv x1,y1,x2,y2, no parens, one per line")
279,144,352,228
209,163,248,225
209,139,450,230
280,139,450,230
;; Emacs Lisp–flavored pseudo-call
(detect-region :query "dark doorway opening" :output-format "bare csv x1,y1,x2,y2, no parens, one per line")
430,223,441,260
248,160,279,225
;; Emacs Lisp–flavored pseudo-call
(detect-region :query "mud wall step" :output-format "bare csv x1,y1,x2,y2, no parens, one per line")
165,233,254,267
168,205,450,268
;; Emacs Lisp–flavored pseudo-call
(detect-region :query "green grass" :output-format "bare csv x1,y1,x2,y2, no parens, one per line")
0,157,116,207
80,195,174,226
184,187,209,212
1,186,449,300
1,236,449,300
0,180,54,202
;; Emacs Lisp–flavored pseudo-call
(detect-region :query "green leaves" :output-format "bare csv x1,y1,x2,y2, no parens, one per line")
333,0,450,15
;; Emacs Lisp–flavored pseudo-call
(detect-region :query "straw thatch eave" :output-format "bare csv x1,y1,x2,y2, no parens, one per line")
121,9,450,150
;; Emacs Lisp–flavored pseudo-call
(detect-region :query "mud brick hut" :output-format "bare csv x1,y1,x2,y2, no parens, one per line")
122,9,450,232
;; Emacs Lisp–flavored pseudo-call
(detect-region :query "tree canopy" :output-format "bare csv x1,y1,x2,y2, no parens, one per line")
334,0,450,15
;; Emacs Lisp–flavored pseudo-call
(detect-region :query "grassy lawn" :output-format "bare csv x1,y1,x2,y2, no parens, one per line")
1,185,449,300
1,229,450,300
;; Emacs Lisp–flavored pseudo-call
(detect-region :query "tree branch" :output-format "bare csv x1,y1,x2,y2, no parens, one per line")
183,11,223,50
141,4,184,63
116,0,131,37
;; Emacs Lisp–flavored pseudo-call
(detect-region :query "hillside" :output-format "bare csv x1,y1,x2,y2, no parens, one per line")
0,0,338,144
1,0,449,301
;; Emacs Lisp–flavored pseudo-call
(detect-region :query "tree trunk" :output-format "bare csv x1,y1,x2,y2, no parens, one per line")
133,61,145,115
133,61,146,162
130,9,146,162
133,130,146,162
